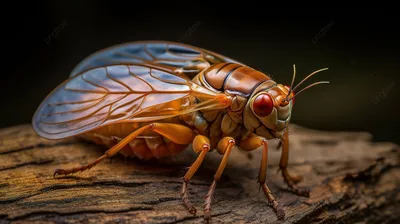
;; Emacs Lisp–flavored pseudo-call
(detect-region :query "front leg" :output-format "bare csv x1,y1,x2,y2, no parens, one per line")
240,134,285,220
279,129,310,197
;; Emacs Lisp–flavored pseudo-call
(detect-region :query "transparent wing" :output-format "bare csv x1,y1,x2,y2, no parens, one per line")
70,40,247,79
33,65,225,140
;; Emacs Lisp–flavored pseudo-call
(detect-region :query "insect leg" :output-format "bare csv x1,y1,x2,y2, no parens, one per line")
240,135,285,220
181,135,211,216
203,137,235,222
54,123,194,177
279,129,309,197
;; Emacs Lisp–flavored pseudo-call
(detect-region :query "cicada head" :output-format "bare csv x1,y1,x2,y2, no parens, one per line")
244,65,329,139
244,82,294,138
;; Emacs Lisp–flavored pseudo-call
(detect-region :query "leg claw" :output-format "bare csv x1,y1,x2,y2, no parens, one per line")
204,210,211,223
276,205,285,220
53,169,66,178
181,180,197,216
295,187,310,197
282,169,310,197
290,174,303,184
188,207,197,216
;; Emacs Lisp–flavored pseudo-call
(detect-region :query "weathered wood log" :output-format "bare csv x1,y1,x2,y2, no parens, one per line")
0,124,398,224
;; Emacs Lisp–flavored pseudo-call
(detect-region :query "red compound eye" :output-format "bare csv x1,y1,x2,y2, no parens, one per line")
253,93,274,117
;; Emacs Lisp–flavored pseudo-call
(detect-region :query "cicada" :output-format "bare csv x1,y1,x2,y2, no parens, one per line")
32,41,329,222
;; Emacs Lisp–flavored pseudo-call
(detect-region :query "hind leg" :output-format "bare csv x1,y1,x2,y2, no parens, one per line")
54,123,194,177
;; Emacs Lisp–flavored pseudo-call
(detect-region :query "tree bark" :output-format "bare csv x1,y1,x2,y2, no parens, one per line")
0,124,398,224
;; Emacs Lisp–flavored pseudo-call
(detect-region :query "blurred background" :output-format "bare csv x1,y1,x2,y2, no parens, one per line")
2,4,399,144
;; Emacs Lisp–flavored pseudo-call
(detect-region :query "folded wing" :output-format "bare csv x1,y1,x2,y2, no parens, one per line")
33,65,223,140
70,41,246,79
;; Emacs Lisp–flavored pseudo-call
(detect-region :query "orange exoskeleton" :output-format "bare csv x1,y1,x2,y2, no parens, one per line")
32,41,329,222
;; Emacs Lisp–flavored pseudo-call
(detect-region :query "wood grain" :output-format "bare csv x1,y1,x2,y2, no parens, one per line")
0,124,398,224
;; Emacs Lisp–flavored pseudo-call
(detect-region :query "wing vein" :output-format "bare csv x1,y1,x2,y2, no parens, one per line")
41,111,110,135
48,97,103,106
109,95,142,116
41,94,127,125
122,95,146,118
148,68,189,85
165,44,199,59
43,97,105,116
113,51,147,63
81,73,109,93
63,88,125,94
143,44,156,60
105,66,134,92
128,66,154,91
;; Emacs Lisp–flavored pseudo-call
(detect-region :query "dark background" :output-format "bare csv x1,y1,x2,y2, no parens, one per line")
2,4,399,144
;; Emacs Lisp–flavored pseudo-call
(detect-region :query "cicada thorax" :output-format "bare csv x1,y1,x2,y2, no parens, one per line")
184,63,273,149
196,63,272,96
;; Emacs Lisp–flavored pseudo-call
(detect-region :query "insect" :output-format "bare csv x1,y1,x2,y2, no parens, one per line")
32,40,329,222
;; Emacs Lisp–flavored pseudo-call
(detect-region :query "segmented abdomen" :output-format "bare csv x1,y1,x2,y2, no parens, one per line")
80,122,188,160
